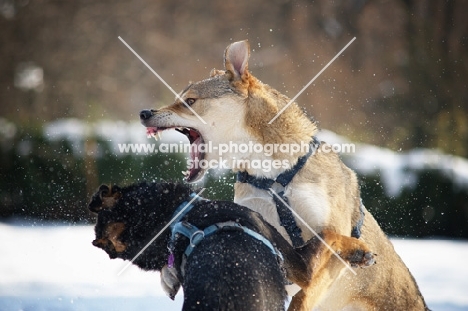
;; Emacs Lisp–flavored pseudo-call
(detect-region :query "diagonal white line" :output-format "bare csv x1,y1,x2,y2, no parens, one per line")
269,188,357,275
268,37,356,124
117,188,206,276
118,36,207,125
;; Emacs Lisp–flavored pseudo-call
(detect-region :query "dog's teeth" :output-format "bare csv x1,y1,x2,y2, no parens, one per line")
151,132,159,141
157,132,162,140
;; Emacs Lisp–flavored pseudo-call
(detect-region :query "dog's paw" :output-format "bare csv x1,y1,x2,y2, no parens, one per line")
346,249,377,268
322,230,377,268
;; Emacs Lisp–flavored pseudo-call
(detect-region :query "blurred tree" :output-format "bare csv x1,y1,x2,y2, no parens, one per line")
1,0,467,157
401,0,468,155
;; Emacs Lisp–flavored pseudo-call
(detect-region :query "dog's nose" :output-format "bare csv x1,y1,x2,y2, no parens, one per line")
140,109,154,120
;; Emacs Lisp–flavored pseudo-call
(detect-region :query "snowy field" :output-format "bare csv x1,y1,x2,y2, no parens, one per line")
1,223,468,311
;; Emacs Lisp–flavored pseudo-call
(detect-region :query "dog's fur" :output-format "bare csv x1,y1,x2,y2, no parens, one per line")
140,40,429,310
90,182,375,311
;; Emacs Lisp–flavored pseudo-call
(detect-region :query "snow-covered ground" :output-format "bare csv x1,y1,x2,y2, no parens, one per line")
1,223,467,311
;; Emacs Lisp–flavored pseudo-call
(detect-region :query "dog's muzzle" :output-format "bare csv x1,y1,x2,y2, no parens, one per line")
140,109,154,120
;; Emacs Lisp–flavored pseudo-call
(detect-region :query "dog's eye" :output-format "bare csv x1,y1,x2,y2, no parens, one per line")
185,98,196,106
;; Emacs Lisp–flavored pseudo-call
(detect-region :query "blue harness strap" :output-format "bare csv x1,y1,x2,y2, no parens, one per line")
171,220,283,260
169,192,203,230
167,193,204,268
167,194,283,271
237,137,366,241
237,137,320,247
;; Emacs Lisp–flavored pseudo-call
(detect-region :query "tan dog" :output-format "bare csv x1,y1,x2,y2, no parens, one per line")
140,40,429,310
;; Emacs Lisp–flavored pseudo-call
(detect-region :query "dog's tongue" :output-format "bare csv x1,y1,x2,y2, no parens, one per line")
146,127,160,139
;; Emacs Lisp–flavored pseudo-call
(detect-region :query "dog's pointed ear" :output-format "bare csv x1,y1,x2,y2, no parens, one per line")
224,40,250,82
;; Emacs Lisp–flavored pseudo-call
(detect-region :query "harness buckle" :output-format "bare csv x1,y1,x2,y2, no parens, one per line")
190,230,205,247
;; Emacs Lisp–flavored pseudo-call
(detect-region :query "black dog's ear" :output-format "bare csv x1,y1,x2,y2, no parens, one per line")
88,184,122,213
101,184,122,208
88,185,106,213
111,185,121,195
98,184,110,196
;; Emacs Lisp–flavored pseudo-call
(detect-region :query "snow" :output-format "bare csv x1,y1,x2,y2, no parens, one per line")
1,223,467,310
391,238,468,309
0,223,184,311
43,119,186,157
317,129,468,196
41,119,468,195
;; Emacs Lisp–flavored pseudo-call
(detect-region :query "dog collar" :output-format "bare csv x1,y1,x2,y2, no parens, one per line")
236,137,320,247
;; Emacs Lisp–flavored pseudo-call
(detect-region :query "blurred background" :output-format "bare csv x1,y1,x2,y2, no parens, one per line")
1,0,467,237
1,1,468,310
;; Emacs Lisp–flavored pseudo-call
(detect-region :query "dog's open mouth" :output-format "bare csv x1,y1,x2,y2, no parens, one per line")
146,127,205,182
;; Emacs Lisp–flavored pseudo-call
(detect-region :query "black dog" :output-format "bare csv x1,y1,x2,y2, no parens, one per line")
89,182,374,311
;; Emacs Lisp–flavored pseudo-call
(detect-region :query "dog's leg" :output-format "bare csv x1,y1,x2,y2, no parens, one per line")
288,230,375,311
